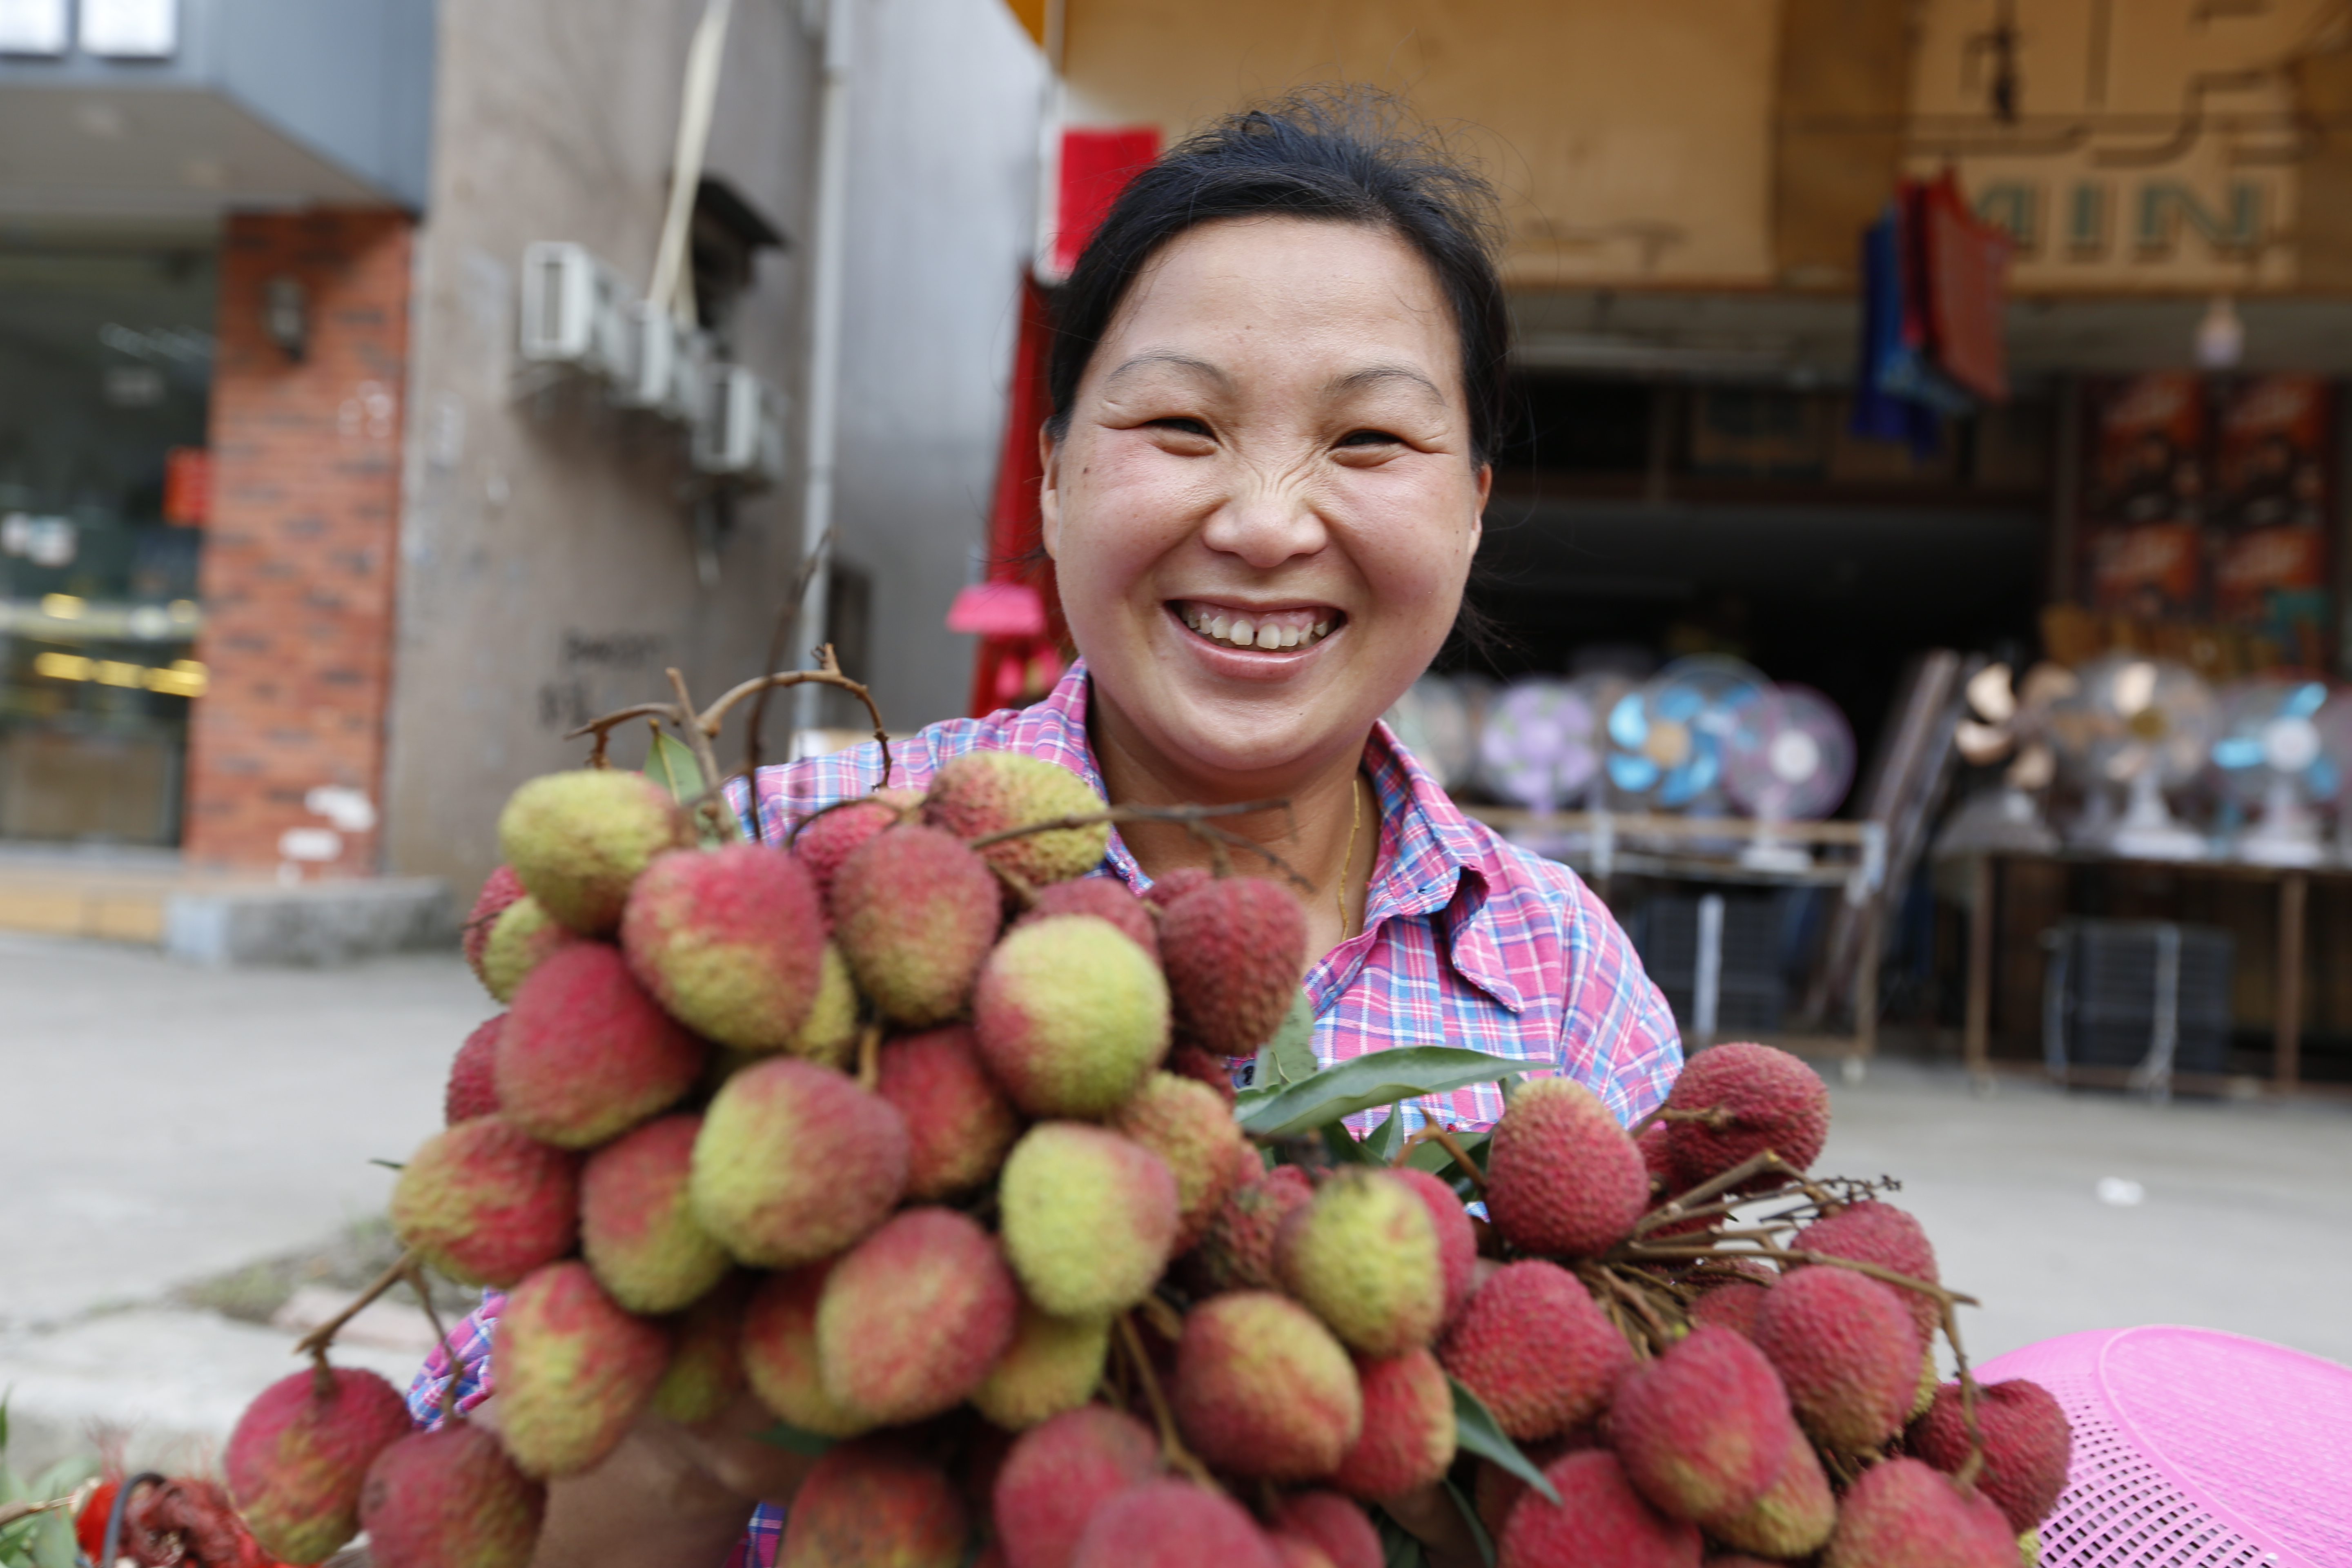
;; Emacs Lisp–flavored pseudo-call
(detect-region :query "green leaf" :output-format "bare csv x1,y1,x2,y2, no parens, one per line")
1449,1376,1559,1505
751,1420,837,1457
1236,1047,1529,1140
27,1459,92,1502
1320,1122,1374,1166
1363,1108,1407,1163
643,728,706,800
1445,1476,1496,1568
1372,1509,1426,1568
27,1508,73,1568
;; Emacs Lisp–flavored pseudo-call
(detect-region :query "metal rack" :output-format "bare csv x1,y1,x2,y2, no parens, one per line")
1461,806,1889,1068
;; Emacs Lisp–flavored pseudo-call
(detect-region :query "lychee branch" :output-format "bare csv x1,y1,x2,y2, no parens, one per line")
1114,1312,1220,1492
291,1250,419,1359
1397,1125,1488,1192
563,645,893,797
406,1258,463,1428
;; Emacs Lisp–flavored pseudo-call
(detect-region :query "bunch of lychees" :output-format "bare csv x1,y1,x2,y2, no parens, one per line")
216,684,2073,1568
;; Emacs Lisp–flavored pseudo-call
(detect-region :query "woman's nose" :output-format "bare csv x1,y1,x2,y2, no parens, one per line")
1198,472,1328,570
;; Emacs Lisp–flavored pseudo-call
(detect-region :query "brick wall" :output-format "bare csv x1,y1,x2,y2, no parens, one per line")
182,210,412,873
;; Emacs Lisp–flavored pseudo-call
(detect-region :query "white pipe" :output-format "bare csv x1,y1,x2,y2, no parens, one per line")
650,0,736,324
793,0,856,739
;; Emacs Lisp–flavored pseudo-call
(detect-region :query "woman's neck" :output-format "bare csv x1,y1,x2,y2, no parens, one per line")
1087,686,1376,963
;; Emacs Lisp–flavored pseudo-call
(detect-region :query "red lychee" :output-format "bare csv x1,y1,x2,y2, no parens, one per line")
831,823,1004,1026
740,1261,868,1438
1908,1378,2073,1535
1167,1042,1238,1106
1143,865,1212,907
1437,1260,1630,1441
496,942,704,1149
444,1015,504,1125
1822,1456,2018,1568
1069,1481,1283,1568
492,1261,672,1478
1386,1166,1477,1322
1157,875,1308,1056
1751,1264,1918,1451
359,1423,545,1568
923,750,1109,887
815,1207,1019,1425
651,1274,750,1424
792,790,920,905
1181,1161,1313,1296
1495,1450,1702,1568
620,844,826,1052
1686,1269,1773,1338
1270,1492,1380,1568
1331,1348,1456,1500
1661,1042,1829,1194
1172,1291,1363,1482
580,1113,731,1314
1795,1200,1942,1348
390,1115,579,1288
993,1405,1160,1568
463,864,526,986
876,1025,1024,1200
1608,1325,1799,1524
225,1365,413,1564
1111,1072,1246,1252
780,1438,970,1568
1705,1426,1835,1558
1485,1076,1648,1257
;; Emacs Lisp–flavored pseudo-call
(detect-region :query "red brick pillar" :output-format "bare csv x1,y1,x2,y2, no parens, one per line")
182,210,412,874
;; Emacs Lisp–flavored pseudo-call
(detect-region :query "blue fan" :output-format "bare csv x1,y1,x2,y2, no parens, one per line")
1604,657,1769,810
2210,678,2347,866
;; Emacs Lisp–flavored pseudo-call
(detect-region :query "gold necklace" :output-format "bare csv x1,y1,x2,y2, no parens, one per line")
1336,771,1363,939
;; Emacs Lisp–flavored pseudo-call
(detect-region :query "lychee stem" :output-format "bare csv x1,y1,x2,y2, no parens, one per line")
1580,1264,1675,1354
855,1022,881,1092
740,541,834,784
1939,1297,1988,1491
1633,1149,1800,1234
1397,1125,1488,1192
405,1259,464,1428
291,1250,418,1359
1114,1312,1221,1493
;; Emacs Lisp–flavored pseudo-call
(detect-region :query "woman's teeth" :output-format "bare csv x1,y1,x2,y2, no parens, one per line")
1178,606,1334,651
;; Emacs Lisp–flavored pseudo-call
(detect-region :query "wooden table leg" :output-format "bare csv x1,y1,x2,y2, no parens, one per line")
1965,855,1993,1077
2276,871,2306,1094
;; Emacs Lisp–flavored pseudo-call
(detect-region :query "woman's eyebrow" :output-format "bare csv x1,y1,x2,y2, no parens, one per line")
1102,350,1231,390
1326,363,1445,402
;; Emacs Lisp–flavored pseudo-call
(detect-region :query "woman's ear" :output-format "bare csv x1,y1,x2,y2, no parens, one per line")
1468,463,1491,554
1037,422,1063,560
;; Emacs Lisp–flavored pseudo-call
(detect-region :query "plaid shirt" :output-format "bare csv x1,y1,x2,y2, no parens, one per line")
411,661,1679,1567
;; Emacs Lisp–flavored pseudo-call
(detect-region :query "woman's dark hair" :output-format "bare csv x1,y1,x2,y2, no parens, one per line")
1046,90,1511,466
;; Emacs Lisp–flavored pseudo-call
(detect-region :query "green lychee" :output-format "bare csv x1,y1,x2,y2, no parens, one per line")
479,895,582,1004
496,942,705,1149
580,1113,732,1314
651,1274,750,1425
815,1207,1020,1425
973,914,1170,1117
876,1025,1023,1200
741,1263,871,1439
1274,1168,1446,1357
492,1261,672,1478
498,769,688,935
463,864,526,987
830,823,1003,1025
620,844,826,1051
390,1115,579,1288
225,1365,414,1564
998,1122,1179,1317
788,942,861,1068
1171,1290,1363,1482
358,1423,545,1568
690,1055,908,1267
970,1299,1111,1432
923,751,1109,886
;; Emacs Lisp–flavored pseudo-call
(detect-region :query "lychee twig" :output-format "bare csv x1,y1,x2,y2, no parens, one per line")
405,1259,464,1429
700,653,894,791
291,1250,418,1359
1940,1296,1987,1492
1115,1313,1220,1492
1630,1150,1800,1236
1582,1265,1677,1354
1398,1125,1488,1192
740,534,833,785
855,1022,882,1093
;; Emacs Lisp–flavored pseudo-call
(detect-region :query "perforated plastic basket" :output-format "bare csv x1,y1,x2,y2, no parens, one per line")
1976,1326,2352,1567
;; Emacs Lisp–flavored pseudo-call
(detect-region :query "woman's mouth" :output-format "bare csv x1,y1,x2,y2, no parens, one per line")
1169,600,1341,652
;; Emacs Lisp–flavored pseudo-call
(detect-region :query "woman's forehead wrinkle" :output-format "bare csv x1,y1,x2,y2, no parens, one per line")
1101,349,1231,393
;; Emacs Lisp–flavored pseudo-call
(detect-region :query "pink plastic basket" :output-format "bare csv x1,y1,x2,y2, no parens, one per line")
1975,1326,2352,1567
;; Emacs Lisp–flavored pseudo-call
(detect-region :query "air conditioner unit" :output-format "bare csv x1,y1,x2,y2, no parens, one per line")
518,243,638,384
615,303,713,425
693,364,787,487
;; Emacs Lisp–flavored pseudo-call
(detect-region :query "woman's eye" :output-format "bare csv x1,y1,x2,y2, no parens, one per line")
1149,416,1213,438
1337,428,1403,448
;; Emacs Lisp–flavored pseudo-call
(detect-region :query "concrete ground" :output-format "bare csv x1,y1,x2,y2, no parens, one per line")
2,930,2347,1475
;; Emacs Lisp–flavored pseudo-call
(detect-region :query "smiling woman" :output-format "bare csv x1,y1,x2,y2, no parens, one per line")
457,91,1684,1568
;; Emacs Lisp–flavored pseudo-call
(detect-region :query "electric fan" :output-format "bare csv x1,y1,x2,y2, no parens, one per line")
1383,674,1478,791
1604,656,1769,812
2209,677,2347,867
1937,661,2074,856
1721,683,1856,871
2051,655,2218,861
1477,678,1602,813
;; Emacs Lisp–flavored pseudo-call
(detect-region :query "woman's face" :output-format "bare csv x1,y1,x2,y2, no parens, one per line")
1041,216,1489,788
